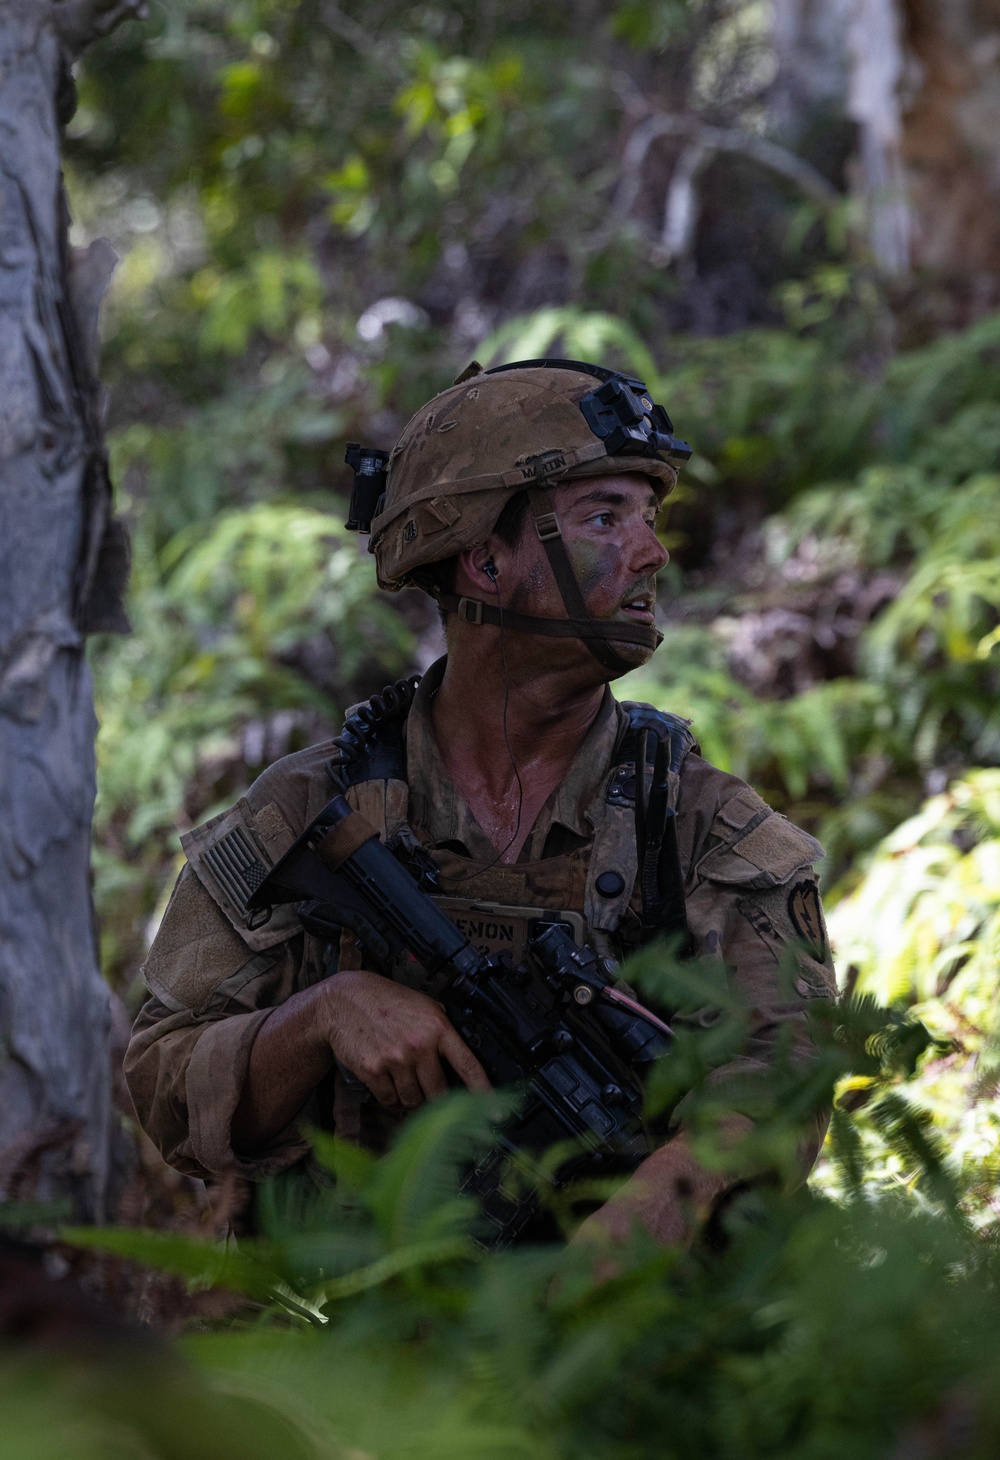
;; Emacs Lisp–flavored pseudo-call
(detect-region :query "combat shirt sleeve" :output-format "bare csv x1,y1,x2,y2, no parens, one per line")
124,863,318,1180
671,758,837,1178
124,751,337,1180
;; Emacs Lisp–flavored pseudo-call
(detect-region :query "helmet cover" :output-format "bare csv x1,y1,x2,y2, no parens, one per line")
369,362,685,592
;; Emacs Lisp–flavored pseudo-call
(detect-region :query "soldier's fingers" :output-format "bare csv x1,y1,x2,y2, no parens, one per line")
391,1065,425,1110
439,1028,492,1093
362,1071,399,1108
415,1051,449,1103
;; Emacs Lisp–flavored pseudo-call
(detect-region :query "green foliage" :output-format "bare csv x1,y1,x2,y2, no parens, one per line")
66,1094,503,1314
622,632,885,797
0,1340,320,1460
54,2,1000,1447
814,771,1000,1217
55,987,1000,1459
108,361,347,543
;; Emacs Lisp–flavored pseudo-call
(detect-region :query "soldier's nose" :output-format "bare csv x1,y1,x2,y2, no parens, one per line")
630,521,669,576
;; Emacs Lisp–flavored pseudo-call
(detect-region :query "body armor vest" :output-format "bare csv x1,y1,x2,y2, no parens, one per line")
332,677,696,982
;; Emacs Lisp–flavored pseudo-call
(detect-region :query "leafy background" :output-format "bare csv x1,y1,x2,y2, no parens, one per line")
34,0,1000,1452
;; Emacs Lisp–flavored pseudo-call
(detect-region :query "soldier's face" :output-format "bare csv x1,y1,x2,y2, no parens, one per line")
462,472,669,676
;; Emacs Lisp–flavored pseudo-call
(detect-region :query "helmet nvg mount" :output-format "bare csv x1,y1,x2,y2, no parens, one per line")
344,358,691,675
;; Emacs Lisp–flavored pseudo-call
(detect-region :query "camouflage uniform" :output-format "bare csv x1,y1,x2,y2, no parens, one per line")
125,657,836,1182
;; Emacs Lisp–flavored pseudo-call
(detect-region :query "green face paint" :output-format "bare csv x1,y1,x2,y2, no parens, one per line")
567,539,618,602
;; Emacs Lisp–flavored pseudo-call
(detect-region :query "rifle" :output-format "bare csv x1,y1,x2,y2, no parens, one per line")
247,793,672,1249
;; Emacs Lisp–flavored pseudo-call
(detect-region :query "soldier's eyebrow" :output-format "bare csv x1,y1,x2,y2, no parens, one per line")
573,488,659,513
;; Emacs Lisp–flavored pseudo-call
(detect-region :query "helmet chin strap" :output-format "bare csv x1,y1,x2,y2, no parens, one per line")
434,483,662,675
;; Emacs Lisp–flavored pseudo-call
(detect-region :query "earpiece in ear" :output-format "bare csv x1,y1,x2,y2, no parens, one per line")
483,558,498,581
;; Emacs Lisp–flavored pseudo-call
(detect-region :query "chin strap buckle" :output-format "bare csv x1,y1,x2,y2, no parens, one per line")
457,597,486,625
533,511,562,541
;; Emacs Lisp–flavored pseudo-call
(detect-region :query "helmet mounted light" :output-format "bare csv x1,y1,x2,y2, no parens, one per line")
483,358,692,470
344,442,390,533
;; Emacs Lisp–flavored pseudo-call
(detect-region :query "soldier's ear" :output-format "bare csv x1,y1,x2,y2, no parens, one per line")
457,538,514,596
464,542,494,578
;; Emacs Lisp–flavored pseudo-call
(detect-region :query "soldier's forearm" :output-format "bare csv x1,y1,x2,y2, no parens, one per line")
231,984,335,1156
232,968,491,1156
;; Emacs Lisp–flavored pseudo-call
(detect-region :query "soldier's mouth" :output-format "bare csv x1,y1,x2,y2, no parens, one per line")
619,594,656,624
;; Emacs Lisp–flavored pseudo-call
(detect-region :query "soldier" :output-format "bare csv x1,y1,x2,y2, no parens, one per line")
125,359,836,1249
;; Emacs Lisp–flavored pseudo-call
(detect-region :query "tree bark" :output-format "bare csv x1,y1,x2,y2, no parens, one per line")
770,0,853,141
0,0,139,1220
897,0,1000,304
771,0,911,273
845,0,911,275
772,0,1000,302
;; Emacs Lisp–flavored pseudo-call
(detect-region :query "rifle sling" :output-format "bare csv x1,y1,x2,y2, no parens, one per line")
313,810,379,871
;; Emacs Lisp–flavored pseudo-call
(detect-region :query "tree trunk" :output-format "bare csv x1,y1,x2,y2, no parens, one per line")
772,0,1000,304
897,0,1000,307
845,0,911,275
770,0,911,273
0,0,138,1221
769,0,853,142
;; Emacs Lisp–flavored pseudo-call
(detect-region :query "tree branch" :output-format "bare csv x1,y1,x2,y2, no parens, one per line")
320,2,404,80
660,142,710,263
613,109,840,224
321,2,378,57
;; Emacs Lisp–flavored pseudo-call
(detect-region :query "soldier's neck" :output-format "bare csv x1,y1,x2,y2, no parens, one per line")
430,645,606,858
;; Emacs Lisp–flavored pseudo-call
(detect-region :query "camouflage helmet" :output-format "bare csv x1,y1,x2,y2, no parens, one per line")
368,360,688,587
350,358,691,673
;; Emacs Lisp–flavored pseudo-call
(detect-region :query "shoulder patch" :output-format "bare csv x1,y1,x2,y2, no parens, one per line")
202,823,268,908
788,880,828,962
253,799,294,850
182,798,301,951
697,812,824,890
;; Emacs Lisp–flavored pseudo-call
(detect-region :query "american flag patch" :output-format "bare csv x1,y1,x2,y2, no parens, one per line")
203,825,268,912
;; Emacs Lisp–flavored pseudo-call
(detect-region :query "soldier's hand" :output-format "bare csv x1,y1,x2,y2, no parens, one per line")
317,969,491,1109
